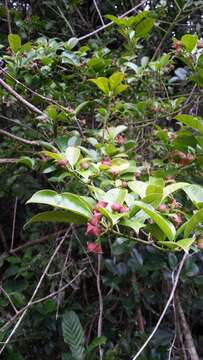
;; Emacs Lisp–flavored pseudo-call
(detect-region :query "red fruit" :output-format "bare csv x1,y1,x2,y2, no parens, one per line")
95,201,108,210
122,181,128,188
158,204,168,212
101,158,111,166
115,135,125,145
135,169,141,178
89,210,102,226
119,206,128,213
57,159,68,168
86,223,101,237
111,203,122,212
172,214,182,227
87,242,103,254
80,162,89,169
171,199,182,209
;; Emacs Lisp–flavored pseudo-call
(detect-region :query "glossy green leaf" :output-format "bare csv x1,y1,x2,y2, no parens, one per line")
109,72,124,89
175,114,203,135
184,184,203,208
109,158,129,173
65,146,81,167
163,182,189,198
62,311,85,360
134,201,176,241
26,190,92,218
104,188,127,205
25,210,87,228
184,208,203,237
120,218,145,233
89,77,109,95
8,34,21,53
158,238,195,251
128,181,147,198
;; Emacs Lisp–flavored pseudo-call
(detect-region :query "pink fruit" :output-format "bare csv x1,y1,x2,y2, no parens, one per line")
158,204,168,212
87,242,102,254
111,203,122,212
86,223,101,237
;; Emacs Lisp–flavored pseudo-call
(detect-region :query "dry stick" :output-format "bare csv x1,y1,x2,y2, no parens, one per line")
5,0,12,34
0,129,41,146
97,254,103,360
93,0,105,26
131,251,188,360
0,286,18,314
0,158,18,164
10,197,18,251
78,0,147,41
176,294,199,360
0,228,71,356
0,78,44,116
10,229,66,253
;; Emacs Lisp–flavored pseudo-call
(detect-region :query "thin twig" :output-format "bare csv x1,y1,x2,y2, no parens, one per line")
97,254,103,360
0,228,71,355
131,251,188,360
0,158,18,164
78,0,147,41
93,0,104,26
0,78,45,116
5,0,12,34
0,286,18,314
10,197,18,251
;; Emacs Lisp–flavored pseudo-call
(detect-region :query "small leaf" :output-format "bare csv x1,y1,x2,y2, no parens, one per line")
65,146,81,167
66,37,79,50
181,34,198,52
120,218,145,233
109,72,124,90
128,181,147,198
104,188,127,205
8,34,21,53
158,238,195,251
89,77,110,95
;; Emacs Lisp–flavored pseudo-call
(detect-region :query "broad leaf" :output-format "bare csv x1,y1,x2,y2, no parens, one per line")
89,77,109,95
158,238,195,251
128,181,147,198
104,188,127,205
25,210,87,228
62,311,85,360
8,34,21,53
65,146,81,167
134,201,176,241
163,182,189,198
184,208,203,237
120,219,145,233
175,114,203,135
109,72,124,90
109,159,129,173
184,184,203,208
26,190,92,218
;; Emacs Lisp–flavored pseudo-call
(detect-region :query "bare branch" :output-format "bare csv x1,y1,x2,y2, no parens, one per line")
78,0,147,41
131,251,188,360
93,0,104,26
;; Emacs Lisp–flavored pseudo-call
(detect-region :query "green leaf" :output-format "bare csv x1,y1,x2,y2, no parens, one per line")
109,159,129,173
163,182,189,198
184,184,203,209
25,210,87,228
120,218,145,233
26,190,92,218
184,208,203,237
66,37,79,50
99,207,126,226
8,34,21,53
89,77,110,95
128,181,147,198
104,188,127,205
62,311,85,360
109,72,124,90
135,17,154,38
181,34,198,52
65,147,81,167
114,84,128,95
146,177,164,196
158,238,195,251
134,201,176,241
175,114,203,135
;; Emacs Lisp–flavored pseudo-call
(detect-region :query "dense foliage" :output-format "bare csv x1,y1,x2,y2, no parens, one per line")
0,1,203,359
